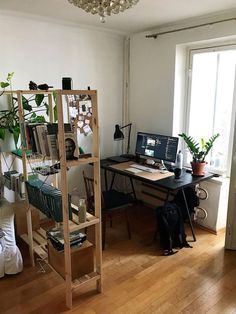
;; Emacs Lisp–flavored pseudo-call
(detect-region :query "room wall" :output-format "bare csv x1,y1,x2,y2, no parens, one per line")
129,17,236,152
0,12,124,159
0,12,125,196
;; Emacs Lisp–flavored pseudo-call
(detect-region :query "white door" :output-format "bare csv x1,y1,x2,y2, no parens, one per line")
225,67,236,250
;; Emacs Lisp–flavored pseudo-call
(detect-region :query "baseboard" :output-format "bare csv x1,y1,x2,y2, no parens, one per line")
194,222,226,235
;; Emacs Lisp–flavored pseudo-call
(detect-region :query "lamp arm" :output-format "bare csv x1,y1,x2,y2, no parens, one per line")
120,123,132,154
126,124,131,154
120,123,132,130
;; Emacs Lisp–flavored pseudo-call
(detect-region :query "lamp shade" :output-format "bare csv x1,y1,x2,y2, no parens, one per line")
114,124,124,141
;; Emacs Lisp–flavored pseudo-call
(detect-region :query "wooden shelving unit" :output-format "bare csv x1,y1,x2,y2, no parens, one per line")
15,89,102,309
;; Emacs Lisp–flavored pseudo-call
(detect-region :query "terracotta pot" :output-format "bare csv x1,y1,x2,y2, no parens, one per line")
191,161,206,176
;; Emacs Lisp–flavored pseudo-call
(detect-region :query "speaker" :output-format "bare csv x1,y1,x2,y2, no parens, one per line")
135,154,140,163
62,77,72,90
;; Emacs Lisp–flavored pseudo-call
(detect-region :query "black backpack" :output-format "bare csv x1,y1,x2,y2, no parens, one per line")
156,202,192,256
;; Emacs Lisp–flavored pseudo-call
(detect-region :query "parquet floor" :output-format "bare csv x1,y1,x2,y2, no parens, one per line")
1,204,236,314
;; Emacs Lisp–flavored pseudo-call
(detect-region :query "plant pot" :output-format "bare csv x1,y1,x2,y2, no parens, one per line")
191,161,206,176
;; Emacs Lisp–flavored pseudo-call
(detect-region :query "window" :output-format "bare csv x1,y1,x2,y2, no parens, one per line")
185,46,236,175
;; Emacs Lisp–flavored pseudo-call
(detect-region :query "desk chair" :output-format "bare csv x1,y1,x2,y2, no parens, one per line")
83,171,132,250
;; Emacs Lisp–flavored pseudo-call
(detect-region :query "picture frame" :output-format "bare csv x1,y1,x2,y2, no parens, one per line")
64,132,79,160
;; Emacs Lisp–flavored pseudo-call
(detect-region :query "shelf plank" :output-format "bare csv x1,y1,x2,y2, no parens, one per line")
32,230,47,247
71,272,101,291
69,216,100,232
66,156,99,167
20,232,47,260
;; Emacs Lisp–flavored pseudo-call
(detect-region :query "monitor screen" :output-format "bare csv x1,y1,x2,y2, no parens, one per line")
135,132,179,163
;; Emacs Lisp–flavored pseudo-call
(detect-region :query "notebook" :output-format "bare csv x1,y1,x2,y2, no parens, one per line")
107,156,130,163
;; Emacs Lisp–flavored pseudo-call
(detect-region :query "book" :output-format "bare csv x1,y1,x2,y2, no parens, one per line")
47,123,72,135
32,126,41,154
47,228,86,251
36,124,50,156
26,123,45,153
47,134,59,159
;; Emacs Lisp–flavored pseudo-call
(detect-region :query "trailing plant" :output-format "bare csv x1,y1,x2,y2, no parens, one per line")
178,133,220,163
0,73,57,149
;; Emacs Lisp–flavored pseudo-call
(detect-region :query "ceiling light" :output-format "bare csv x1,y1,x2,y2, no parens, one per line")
67,0,139,23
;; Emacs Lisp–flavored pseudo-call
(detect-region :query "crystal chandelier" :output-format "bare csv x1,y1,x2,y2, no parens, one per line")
67,0,140,23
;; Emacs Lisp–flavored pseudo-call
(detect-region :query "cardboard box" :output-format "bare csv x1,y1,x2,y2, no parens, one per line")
48,240,94,280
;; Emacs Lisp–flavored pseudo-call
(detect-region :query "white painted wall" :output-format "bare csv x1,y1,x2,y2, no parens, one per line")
129,18,236,152
0,12,125,196
0,12,124,159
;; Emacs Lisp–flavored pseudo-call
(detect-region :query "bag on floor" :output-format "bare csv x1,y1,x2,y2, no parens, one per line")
156,202,192,256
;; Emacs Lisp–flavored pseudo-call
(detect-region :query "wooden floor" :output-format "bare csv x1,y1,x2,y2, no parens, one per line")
1,204,236,314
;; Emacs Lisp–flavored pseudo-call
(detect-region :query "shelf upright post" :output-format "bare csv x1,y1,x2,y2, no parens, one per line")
56,89,73,309
91,91,102,292
17,90,35,266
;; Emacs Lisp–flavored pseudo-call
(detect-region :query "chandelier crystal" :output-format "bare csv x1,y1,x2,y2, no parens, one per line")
67,0,140,23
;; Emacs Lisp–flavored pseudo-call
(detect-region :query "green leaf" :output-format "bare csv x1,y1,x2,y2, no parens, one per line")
44,103,49,116
30,112,37,118
0,128,6,140
0,82,9,88
6,72,14,82
22,96,32,111
12,125,20,148
53,105,58,122
35,94,44,107
36,116,46,123
53,90,57,104
28,115,46,123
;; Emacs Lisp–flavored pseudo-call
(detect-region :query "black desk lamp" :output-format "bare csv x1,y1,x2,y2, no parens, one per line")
114,123,133,158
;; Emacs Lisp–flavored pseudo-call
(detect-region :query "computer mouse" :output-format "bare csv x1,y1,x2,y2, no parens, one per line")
160,170,168,174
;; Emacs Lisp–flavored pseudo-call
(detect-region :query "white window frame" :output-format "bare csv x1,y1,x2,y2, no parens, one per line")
183,43,236,177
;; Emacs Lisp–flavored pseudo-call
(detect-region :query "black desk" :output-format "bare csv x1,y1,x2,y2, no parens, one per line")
101,159,215,241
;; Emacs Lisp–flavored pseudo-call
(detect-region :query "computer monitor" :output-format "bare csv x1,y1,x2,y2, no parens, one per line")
135,132,179,163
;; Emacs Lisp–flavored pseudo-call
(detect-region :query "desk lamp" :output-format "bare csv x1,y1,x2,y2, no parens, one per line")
114,123,133,159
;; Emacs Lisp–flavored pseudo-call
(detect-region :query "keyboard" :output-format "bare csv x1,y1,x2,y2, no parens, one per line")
125,167,143,174
130,163,159,173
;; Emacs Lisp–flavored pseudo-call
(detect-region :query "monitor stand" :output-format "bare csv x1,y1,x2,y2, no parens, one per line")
160,160,167,170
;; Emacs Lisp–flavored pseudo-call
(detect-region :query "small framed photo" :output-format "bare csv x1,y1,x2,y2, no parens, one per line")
64,132,79,160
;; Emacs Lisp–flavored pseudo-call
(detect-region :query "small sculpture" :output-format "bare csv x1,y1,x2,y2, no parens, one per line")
29,81,53,91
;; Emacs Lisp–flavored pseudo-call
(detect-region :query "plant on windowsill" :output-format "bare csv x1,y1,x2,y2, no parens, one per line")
0,73,56,149
178,133,220,176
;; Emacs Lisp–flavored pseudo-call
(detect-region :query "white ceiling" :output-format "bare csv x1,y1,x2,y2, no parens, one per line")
0,0,236,34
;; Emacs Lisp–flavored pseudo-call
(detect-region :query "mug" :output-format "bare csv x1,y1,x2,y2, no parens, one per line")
174,168,182,179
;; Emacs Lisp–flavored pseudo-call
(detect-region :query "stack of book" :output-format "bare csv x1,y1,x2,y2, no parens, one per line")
25,123,72,158
47,228,87,251
3,171,25,198
25,178,73,222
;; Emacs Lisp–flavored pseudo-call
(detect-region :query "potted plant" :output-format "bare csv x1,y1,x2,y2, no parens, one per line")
178,133,220,176
0,73,56,149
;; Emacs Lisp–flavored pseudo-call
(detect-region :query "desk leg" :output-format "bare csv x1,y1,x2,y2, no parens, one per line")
104,170,116,191
181,188,196,242
130,178,137,201
104,169,108,191
109,173,116,190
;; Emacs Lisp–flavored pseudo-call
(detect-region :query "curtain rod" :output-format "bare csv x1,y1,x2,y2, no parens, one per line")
146,17,236,39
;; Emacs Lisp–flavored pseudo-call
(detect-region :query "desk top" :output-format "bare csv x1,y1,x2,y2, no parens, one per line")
101,159,215,191
109,161,174,181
